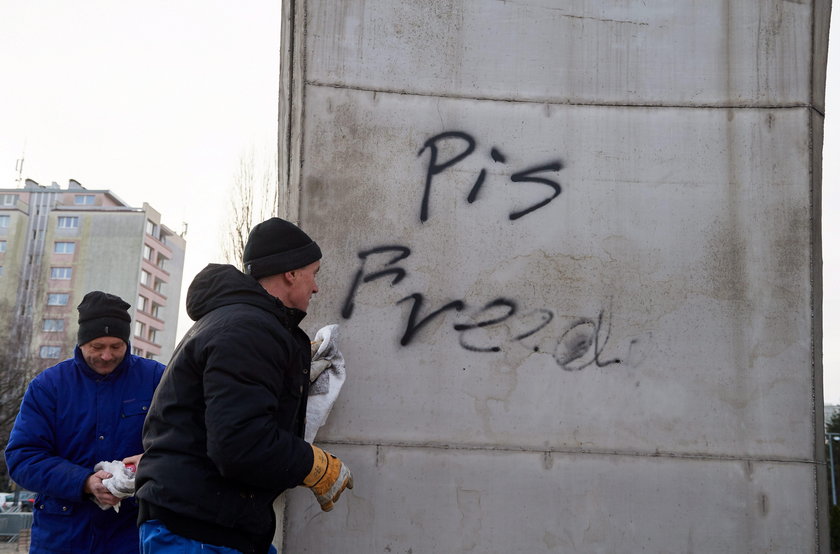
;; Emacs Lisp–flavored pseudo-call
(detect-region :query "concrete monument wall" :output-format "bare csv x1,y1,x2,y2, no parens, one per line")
278,1,830,551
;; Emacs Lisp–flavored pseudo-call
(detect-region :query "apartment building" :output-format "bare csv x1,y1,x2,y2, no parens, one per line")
0,178,186,368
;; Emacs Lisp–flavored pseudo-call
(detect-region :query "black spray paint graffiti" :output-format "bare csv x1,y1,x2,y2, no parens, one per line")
341,245,411,319
417,131,563,222
340,246,622,372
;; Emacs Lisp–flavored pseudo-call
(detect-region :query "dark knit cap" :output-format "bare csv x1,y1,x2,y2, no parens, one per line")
77,291,131,346
243,217,322,279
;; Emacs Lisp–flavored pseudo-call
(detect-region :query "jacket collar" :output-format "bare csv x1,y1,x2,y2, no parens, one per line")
271,296,306,328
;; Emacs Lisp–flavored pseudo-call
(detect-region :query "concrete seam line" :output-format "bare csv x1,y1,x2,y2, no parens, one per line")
303,80,813,111
315,439,817,465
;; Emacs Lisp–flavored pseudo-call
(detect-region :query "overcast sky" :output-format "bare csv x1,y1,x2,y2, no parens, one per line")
0,0,281,342
825,7,839,405
0,2,838,403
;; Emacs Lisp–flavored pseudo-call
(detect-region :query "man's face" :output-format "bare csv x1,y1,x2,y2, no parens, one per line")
80,336,127,375
286,260,320,312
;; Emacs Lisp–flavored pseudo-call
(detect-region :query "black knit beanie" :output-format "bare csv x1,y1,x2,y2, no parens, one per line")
243,218,322,279
77,291,131,346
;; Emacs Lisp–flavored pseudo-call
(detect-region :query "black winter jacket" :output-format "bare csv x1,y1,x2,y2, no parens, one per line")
135,264,314,553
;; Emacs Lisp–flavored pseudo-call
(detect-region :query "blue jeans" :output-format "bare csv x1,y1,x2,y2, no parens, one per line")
140,520,278,554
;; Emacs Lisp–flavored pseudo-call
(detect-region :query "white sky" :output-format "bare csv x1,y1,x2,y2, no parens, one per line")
0,0,281,340
823,6,839,405
0,2,838,403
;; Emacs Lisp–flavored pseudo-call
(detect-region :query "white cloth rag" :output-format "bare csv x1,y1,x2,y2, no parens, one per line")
91,460,135,512
305,324,346,443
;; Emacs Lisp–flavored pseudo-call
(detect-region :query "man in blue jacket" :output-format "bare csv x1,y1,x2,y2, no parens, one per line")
5,291,165,554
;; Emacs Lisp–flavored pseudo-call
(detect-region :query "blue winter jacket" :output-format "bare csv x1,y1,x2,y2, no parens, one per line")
5,346,165,554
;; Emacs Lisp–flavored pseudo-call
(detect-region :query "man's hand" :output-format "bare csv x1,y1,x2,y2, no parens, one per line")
84,470,121,507
122,453,142,470
302,445,353,511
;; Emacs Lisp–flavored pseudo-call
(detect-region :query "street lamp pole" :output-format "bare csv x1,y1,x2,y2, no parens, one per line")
827,433,840,506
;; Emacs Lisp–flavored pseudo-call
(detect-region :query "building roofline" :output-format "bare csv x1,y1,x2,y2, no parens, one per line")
2,184,135,209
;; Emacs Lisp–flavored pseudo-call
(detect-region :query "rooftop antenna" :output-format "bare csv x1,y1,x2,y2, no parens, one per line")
14,140,26,185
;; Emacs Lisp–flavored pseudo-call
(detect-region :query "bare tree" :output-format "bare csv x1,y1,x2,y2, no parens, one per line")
221,147,279,267
0,299,38,487
0,265,61,487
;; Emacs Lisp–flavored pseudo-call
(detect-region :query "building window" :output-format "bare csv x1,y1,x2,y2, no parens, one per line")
156,252,167,270
143,244,153,260
0,194,18,206
0,215,9,228
57,216,79,229
140,270,151,286
154,278,164,294
39,345,62,359
74,194,95,205
132,346,144,356
50,267,72,280
146,353,156,361
0,241,6,252
148,327,158,344
135,321,146,337
47,293,69,306
151,303,161,318
137,295,148,312
54,241,75,254
43,319,65,332
146,220,160,240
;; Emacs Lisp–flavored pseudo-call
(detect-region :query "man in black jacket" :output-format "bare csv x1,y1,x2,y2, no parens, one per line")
136,218,352,554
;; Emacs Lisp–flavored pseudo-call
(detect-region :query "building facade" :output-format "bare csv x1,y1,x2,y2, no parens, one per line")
0,178,186,368
828,405,839,428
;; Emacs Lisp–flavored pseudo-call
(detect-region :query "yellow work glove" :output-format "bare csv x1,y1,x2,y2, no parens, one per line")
303,445,353,511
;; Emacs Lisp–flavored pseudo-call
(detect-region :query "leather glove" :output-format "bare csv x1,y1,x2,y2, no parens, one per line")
303,445,353,511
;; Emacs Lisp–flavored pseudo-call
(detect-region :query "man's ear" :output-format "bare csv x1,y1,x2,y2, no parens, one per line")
283,270,297,284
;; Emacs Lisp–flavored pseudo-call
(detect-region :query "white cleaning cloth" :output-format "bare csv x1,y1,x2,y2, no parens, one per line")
305,324,346,443
91,460,135,512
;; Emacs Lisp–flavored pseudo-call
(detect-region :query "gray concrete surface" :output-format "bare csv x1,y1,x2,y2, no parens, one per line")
279,1,830,552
